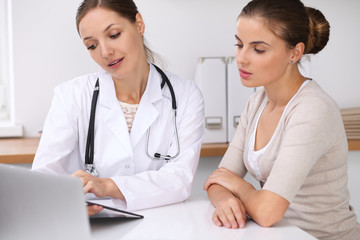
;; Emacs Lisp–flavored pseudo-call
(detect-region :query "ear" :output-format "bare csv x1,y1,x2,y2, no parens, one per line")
290,42,305,63
135,13,145,36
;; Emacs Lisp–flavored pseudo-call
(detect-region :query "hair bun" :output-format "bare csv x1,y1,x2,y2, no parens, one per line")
305,7,330,54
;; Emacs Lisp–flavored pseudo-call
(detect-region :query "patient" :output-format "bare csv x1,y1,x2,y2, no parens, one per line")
204,0,360,239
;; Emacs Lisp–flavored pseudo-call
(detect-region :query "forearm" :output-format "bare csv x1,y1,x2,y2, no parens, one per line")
208,184,237,207
232,179,288,227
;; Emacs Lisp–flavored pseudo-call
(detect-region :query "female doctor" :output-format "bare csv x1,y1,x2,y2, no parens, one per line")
32,0,204,215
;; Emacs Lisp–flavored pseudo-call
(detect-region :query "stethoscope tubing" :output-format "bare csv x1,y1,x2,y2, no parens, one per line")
85,64,180,176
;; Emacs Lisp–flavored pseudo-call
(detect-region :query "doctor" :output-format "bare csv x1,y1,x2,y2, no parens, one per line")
32,0,204,215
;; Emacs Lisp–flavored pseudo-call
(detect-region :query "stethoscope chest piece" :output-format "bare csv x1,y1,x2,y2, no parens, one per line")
85,164,99,177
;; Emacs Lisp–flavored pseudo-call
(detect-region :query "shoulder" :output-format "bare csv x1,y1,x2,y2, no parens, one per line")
290,80,340,118
285,80,343,134
55,72,98,95
164,70,204,104
167,71,202,94
52,72,99,111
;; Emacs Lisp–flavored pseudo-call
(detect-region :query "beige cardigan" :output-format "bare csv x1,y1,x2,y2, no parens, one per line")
219,80,360,240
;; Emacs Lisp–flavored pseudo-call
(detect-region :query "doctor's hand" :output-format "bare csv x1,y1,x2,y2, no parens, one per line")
87,204,103,216
72,170,108,198
72,170,125,200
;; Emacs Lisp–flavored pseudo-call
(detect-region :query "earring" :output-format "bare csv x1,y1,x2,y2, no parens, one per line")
290,60,294,64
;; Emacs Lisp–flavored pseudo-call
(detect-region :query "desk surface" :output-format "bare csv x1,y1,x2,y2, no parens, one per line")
89,198,315,240
0,138,359,164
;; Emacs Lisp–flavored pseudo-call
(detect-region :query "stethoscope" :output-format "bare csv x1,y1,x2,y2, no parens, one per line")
85,64,180,177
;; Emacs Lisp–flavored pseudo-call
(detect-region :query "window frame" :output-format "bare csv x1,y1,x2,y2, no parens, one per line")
0,0,22,137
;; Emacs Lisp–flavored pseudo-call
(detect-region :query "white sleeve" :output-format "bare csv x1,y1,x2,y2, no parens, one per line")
32,86,80,175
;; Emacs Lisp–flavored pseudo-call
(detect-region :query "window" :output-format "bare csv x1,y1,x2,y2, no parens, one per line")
0,0,22,137
0,0,11,121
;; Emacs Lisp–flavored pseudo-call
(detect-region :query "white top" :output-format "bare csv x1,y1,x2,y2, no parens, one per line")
119,101,138,133
32,64,205,211
247,80,310,179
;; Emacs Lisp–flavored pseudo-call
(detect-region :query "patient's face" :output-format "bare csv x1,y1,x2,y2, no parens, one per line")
234,16,294,89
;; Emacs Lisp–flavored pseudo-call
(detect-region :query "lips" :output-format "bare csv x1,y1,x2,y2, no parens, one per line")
108,58,123,68
239,68,252,79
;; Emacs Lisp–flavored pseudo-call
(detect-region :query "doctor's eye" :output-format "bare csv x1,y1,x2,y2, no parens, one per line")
110,32,120,39
87,44,97,50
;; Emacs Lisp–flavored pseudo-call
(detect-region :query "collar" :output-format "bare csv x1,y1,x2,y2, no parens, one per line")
97,63,164,109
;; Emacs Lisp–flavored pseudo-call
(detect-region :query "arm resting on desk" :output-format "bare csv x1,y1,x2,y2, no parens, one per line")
207,184,247,229
205,168,289,228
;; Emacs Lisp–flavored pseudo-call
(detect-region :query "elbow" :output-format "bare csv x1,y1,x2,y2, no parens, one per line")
255,215,282,228
252,205,284,227
246,191,289,227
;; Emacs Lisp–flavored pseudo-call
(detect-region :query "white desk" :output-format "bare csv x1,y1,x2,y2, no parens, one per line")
90,198,316,240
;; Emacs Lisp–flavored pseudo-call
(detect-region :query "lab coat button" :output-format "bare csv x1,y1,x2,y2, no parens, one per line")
125,164,130,169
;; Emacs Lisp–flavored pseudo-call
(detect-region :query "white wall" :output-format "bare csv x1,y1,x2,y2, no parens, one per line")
10,0,360,137
11,0,96,136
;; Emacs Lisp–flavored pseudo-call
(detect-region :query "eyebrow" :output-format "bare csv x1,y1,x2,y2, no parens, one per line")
83,24,116,41
235,35,271,46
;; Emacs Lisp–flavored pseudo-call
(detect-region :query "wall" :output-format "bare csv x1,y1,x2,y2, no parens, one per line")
10,0,360,136
11,0,96,136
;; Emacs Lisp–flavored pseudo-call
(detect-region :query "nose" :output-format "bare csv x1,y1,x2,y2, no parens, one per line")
100,42,114,59
235,47,248,67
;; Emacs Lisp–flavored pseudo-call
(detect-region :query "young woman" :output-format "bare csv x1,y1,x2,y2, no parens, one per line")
32,0,204,215
204,0,360,239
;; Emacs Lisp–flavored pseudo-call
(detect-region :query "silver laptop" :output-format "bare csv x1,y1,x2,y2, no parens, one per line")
0,163,91,240
0,164,143,240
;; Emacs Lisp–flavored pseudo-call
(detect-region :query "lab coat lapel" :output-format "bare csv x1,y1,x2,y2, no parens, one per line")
98,72,133,157
130,65,162,148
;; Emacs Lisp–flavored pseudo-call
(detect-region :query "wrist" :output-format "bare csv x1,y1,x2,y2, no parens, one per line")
102,178,124,200
233,179,254,200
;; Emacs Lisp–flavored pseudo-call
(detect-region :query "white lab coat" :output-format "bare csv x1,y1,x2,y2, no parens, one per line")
32,64,204,210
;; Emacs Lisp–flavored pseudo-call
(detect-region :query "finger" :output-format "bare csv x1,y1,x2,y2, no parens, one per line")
224,206,239,229
83,180,95,194
233,208,246,228
215,208,232,229
72,169,87,177
212,212,223,227
231,200,247,229
203,178,213,191
218,167,232,174
204,173,222,190
87,205,103,216
237,202,247,228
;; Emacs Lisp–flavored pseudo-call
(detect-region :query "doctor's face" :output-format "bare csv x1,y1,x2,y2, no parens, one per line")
235,16,294,88
79,7,146,81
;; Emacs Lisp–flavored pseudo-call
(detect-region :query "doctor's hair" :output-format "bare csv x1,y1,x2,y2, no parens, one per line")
239,0,330,55
76,0,155,64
